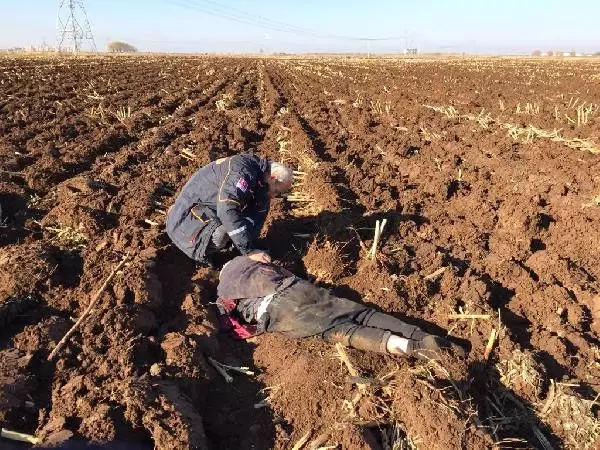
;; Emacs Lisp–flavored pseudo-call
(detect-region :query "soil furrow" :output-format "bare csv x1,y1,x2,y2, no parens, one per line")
1,55,599,450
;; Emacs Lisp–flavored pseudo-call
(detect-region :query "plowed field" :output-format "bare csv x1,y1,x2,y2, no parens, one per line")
1,55,600,449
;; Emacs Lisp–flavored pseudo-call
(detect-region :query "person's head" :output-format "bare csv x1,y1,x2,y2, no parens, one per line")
265,161,293,198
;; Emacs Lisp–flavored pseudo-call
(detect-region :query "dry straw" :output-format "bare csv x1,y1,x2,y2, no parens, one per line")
425,104,600,154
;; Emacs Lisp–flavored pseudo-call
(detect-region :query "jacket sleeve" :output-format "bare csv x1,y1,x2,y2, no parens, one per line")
245,193,270,238
216,159,261,254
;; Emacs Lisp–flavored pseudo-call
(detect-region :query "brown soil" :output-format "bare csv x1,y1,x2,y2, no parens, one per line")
1,54,600,449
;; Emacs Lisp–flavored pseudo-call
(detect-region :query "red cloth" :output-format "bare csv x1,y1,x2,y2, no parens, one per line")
216,297,258,339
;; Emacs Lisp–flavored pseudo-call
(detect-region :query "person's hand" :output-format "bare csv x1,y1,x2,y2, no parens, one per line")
248,251,271,263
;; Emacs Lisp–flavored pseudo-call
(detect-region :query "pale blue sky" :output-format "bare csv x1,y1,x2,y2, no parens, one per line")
0,0,598,54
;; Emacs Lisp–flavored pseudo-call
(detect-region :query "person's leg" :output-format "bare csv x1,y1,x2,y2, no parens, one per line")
283,288,422,354
265,283,465,359
353,309,427,341
350,309,466,359
263,284,389,351
322,322,391,353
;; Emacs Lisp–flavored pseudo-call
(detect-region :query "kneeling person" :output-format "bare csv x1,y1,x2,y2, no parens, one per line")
166,154,293,266
217,256,466,360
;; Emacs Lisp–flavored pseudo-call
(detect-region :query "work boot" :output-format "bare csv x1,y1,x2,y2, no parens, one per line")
411,335,466,361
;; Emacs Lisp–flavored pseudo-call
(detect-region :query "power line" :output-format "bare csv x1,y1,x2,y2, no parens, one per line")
184,0,360,40
167,0,333,38
166,0,409,42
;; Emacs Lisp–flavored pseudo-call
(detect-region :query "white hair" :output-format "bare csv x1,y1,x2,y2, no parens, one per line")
270,161,293,185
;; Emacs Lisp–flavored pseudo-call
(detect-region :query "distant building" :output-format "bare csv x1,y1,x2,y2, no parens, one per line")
23,41,53,52
404,48,418,55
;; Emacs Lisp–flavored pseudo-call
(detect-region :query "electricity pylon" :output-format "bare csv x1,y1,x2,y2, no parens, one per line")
55,0,97,53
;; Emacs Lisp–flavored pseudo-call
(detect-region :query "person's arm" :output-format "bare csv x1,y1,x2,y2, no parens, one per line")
216,159,260,254
245,191,270,238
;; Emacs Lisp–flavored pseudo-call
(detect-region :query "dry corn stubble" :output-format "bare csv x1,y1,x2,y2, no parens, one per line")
425,104,600,154
40,223,88,250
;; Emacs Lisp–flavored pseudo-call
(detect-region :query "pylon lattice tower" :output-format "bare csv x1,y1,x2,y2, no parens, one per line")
56,0,97,53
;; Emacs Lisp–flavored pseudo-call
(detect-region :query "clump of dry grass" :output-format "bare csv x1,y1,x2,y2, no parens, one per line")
215,92,234,111
275,114,339,217
303,238,349,283
278,127,322,216
419,127,443,142
504,123,600,154
39,223,87,249
504,123,561,142
559,136,600,154
497,349,546,399
87,105,110,125
277,125,319,172
254,384,282,409
114,106,132,124
463,109,493,129
539,381,600,450
410,359,475,415
276,125,292,158
490,350,599,449
382,422,419,450
515,102,540,115
287,173,321,217
423,104,458,118
576,103,595,126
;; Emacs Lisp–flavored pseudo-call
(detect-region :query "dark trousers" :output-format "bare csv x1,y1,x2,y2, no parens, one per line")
322,309,426,353
265,281,425,353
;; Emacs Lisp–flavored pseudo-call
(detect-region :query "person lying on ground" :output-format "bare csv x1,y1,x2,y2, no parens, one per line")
166,154,293,267
216,255,467,360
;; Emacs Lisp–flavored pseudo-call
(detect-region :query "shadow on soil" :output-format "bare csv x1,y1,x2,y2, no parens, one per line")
0,191,39,246
263,207,429,268
153,243,276,450
468,362,561,448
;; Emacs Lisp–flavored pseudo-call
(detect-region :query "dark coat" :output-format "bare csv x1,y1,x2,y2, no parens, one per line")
217,255,297,300
166,155,271,262
217,256,367,338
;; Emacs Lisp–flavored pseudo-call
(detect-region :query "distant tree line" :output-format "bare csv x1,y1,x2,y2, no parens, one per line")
107,41,137,53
